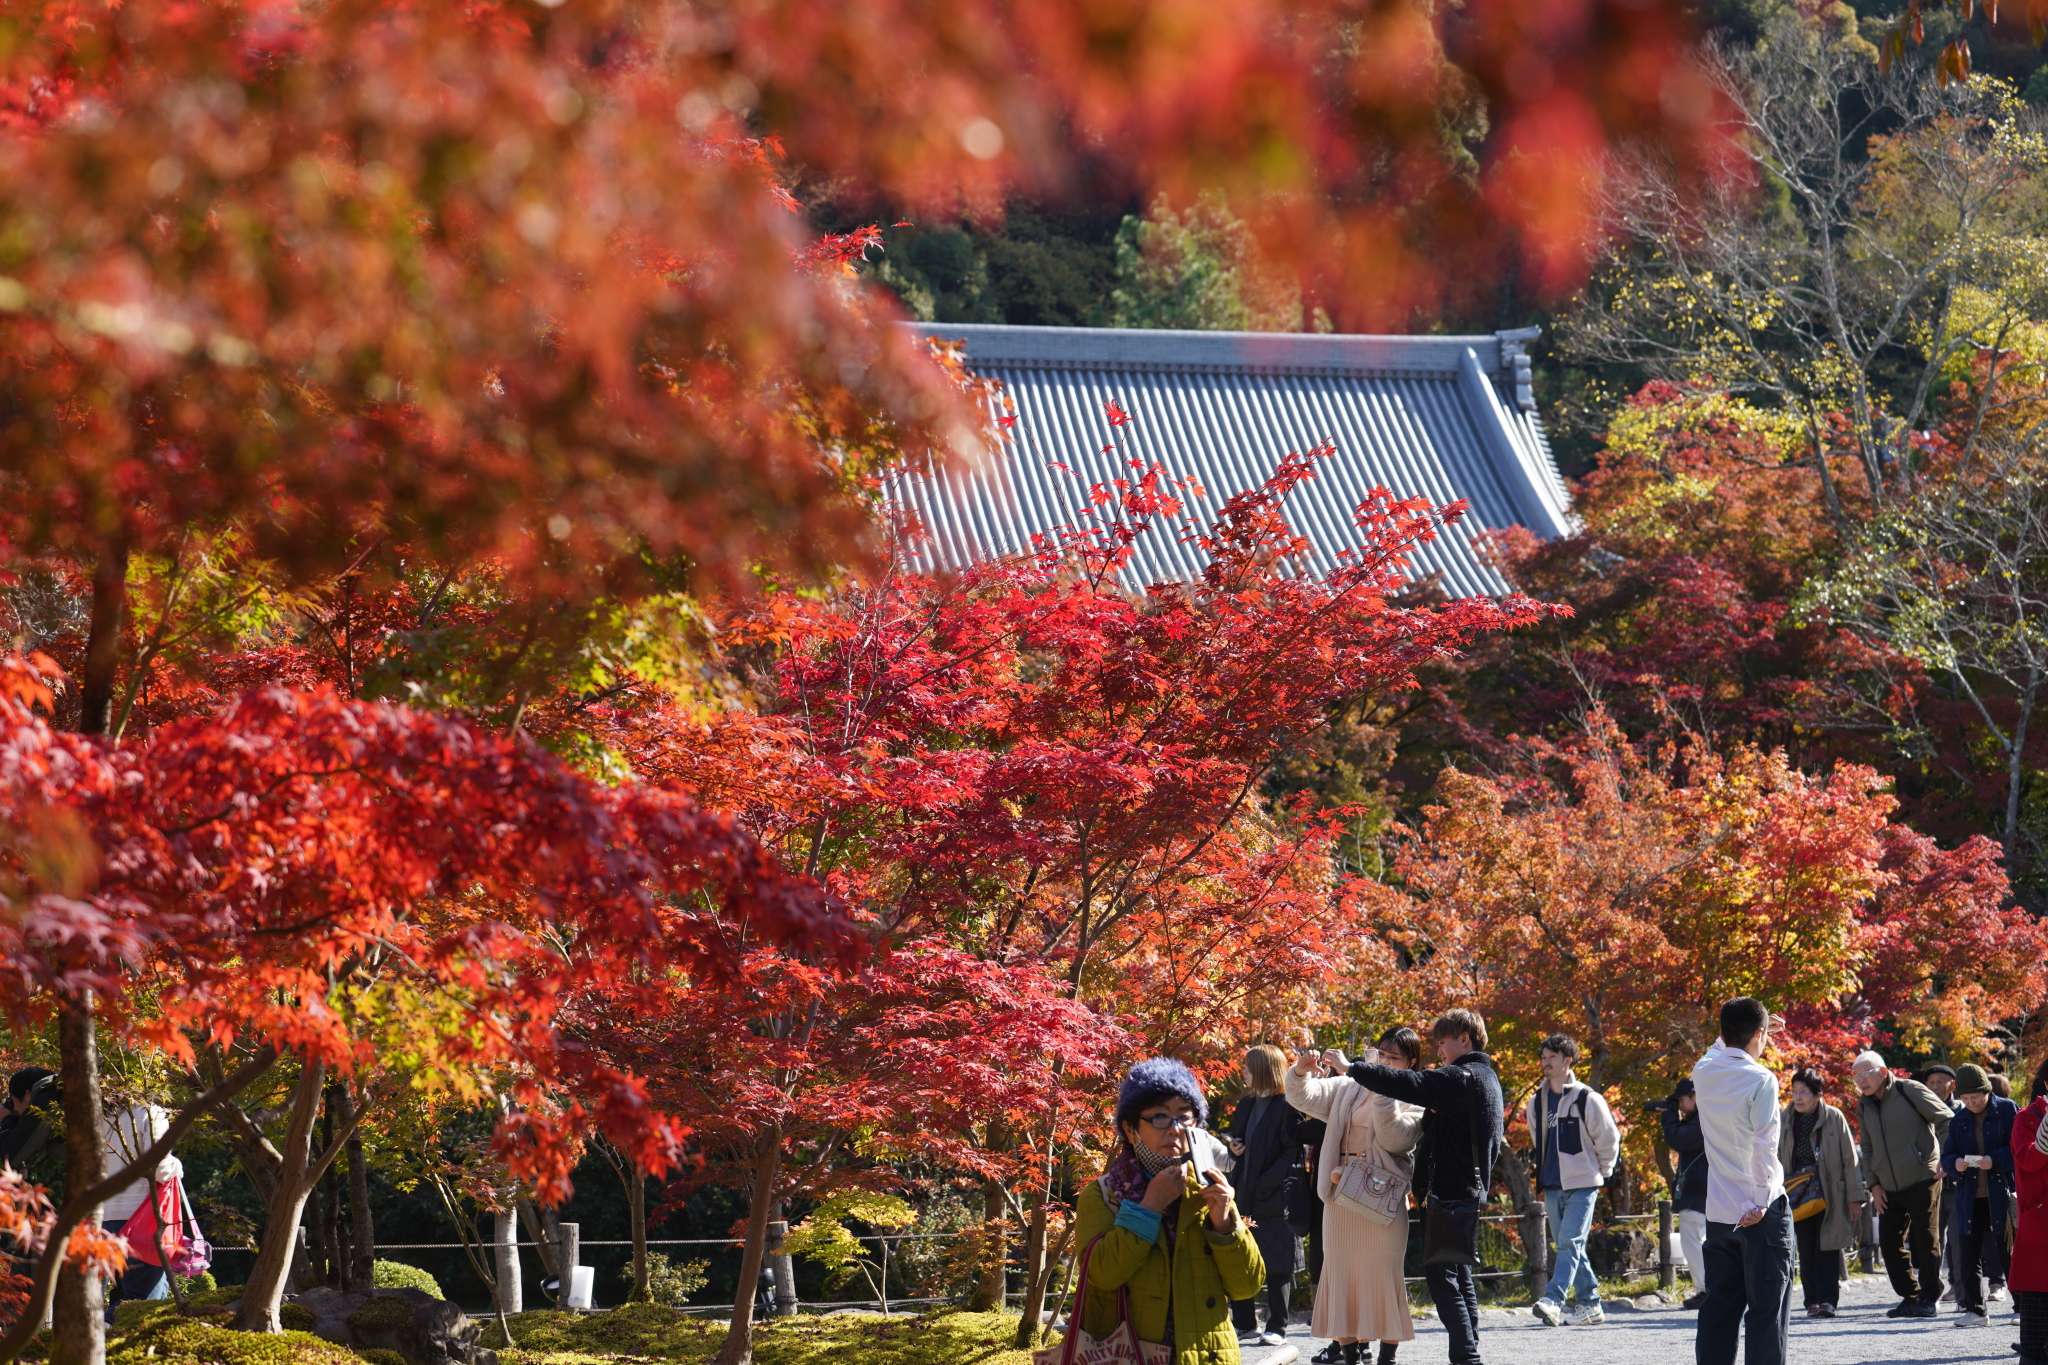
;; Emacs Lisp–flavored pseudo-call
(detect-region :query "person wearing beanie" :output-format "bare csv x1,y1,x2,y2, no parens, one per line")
1942,1063,2018,1325
1068,1057,1264,1365
1918,1062,1961,1300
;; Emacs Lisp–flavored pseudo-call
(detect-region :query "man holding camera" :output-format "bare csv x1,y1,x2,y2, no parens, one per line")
1647,1079,1709,1308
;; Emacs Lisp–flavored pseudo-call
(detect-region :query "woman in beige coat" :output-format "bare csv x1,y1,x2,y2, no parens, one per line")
1778,1067,1867,1319
1288,1028,1425,1365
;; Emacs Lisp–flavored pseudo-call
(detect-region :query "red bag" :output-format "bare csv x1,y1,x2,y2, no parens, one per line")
121,1179,180,1267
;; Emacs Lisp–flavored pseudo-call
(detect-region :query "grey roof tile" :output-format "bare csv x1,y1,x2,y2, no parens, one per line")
890,323,1574,597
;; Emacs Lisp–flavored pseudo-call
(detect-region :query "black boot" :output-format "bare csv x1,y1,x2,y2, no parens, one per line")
1376,1344,1398,1365
1339,1344,1362,1365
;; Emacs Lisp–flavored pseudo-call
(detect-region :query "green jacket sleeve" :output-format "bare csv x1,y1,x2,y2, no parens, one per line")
1073,1181,1165,1293
1203,1213,1264,1303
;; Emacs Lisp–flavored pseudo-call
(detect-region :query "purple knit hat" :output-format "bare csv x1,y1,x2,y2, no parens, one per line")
1115,1056,1209,1131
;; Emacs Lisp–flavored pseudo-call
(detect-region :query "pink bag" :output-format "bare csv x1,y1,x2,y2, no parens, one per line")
1032,1234,1171,1365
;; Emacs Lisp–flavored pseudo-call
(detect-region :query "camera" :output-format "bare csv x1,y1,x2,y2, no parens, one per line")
1641,1099,1671,1112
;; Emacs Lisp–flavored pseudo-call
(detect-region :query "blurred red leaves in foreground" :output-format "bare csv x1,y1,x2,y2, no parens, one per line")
0,0,1728,613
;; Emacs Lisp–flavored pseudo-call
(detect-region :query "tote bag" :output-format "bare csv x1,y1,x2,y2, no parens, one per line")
1033,1232,1172,1365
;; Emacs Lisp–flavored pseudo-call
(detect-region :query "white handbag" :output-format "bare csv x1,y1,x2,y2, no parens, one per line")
1033,1232,1173,1365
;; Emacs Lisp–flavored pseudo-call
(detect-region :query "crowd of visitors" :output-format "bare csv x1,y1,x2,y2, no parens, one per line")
1076,1001,2048,1365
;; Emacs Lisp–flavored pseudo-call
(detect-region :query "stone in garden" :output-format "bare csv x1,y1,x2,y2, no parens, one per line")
282,1287,498,1365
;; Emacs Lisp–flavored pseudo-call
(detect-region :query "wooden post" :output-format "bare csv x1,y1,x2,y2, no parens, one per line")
1658,1199,1674,1291
556,1223,580,1310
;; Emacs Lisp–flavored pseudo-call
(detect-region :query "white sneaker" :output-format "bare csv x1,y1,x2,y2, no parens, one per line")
1991,1285,2009,1302
1532,1298,1563,1325
1258,1330,1286,1347
1955,1308,1989,1327
1566,1303,1606,1326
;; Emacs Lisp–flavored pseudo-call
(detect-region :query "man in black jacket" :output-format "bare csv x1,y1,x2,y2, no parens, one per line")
1654,1078,1709,1308
1348,1008,1504,1365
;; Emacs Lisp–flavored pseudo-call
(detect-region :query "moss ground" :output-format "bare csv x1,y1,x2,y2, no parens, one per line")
101,1288,1032,1365
483,1304,1032,1365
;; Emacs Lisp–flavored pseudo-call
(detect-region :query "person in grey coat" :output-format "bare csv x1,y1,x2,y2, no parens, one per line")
1778,1069,1864,1319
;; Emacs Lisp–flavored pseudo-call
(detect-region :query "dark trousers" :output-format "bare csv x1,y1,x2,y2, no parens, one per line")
1877,1180,1942,1302
1954,1197,1992,1311
1232,1222,1298,1334
1792,1212,1840,1308
2017,1288,2048,1364
1697,1197,1793,1365
1425,1262,1481,1365
101,1216,167,1326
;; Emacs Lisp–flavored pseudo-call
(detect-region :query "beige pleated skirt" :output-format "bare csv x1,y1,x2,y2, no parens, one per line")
1312,1192,1414,1342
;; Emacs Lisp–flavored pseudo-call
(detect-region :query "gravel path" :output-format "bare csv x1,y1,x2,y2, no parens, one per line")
1240,1269,2023,1365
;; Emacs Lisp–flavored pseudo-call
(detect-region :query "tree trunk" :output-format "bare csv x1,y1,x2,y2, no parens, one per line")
625,1158,647,1302
51,535,126,1365
1009,1180,1054,1350
517,1202,559,1283
48,999,105,1365
492,1209,521,1316
76,538,129,737
713,1123,783,1365
338,1081,375,1291
1495,1142,1548,1296
967,1172,1007,1312
235,1061,328,1332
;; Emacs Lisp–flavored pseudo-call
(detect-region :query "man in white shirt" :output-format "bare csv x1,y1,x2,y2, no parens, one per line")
1689,998,1793,1365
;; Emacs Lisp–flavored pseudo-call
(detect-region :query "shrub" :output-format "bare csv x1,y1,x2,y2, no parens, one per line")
370,1263,443,1301
631,1253,709,1308
354,1350,408,1365
279,1304,318,1333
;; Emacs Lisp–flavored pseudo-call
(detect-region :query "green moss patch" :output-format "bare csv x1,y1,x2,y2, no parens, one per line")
346,1296,419,1332
109,1320,366,1365
354,1350,408,1365
491,1308,1030,1365
280,1304,318,1333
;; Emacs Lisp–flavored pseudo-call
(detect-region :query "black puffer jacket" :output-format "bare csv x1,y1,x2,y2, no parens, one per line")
1348,1052,1504,1202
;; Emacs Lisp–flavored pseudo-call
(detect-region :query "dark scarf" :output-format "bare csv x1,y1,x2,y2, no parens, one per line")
1100,1140,1181,1211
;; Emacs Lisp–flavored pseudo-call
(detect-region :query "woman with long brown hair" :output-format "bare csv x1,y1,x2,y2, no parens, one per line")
1227,1043,1305,1347
1288,1027,1425,1365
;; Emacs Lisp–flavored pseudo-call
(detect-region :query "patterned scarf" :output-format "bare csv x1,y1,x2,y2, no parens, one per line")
1099,1140,1182,1211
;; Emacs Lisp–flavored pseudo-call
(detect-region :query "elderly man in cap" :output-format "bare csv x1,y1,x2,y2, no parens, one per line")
1854,1050,1953,1318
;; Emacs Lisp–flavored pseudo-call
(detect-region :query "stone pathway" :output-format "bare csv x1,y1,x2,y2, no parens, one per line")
1241,1270,2023,1365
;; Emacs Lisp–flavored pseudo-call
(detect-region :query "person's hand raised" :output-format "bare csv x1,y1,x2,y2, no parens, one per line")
1228,1137,1247,1157
1141,1162,1189,1214
1197,1169,1236,1230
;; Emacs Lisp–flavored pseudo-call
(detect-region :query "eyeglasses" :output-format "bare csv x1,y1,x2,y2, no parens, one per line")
1136,1113,1199,1130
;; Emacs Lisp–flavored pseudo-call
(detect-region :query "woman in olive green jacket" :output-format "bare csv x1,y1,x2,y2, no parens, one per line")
1069,1057,1265,1365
